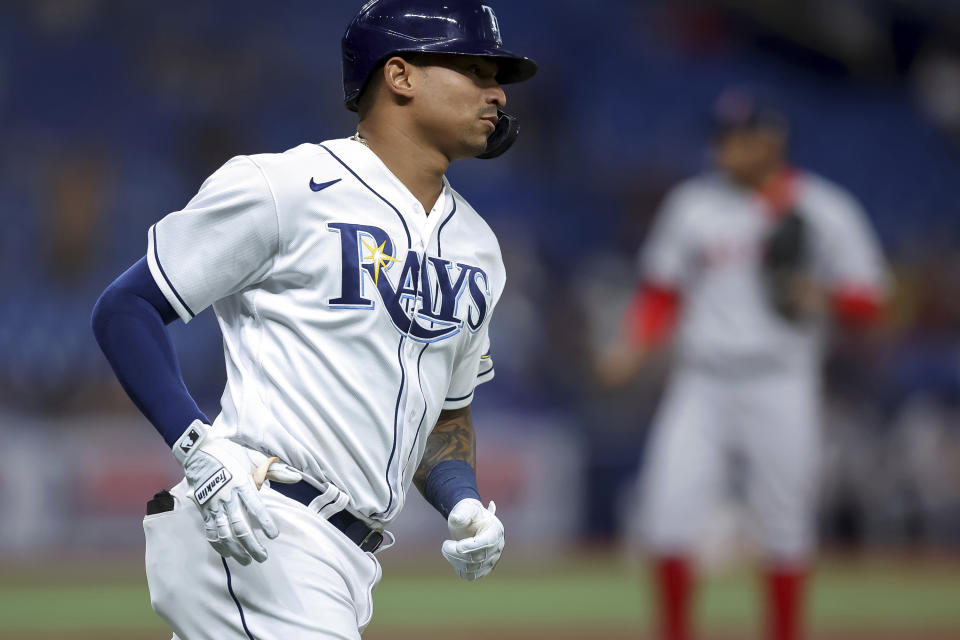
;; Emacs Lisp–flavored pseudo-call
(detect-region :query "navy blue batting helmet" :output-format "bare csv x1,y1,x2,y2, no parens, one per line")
342,0,538,111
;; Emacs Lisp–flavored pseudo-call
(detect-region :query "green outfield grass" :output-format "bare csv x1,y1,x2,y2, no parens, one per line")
1,552,958,638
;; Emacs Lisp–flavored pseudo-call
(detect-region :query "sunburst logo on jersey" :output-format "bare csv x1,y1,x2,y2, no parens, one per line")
361,238,400,285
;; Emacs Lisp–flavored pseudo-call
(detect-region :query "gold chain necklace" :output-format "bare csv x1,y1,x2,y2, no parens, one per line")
351,132,370,148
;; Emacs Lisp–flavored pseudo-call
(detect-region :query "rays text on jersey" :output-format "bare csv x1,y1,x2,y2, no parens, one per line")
327,222,490,343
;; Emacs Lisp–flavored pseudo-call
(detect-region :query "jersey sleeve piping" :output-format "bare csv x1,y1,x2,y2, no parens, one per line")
146,223,196,323
478,350,494,375
442,389,475,410
443,366,495,410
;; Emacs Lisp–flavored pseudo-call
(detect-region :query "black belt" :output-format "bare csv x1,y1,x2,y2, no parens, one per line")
272,481,384,553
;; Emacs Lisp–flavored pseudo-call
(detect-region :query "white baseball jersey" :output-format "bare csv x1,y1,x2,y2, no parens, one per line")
637,170,886,562
640,170,887,374
146,138,504,527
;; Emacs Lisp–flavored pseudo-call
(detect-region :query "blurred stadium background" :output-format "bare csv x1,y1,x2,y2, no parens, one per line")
2,0,960,638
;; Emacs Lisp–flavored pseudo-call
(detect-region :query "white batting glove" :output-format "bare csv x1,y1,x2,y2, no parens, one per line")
173,421,302,566
441,498,504,581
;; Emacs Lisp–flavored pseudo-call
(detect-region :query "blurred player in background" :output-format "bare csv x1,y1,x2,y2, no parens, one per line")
91,1,536,638
600,89,889,640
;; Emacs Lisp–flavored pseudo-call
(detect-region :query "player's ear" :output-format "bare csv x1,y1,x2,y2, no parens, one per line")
382,56,418,104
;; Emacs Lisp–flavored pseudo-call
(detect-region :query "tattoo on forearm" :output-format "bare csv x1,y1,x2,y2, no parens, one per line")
413,406,476,494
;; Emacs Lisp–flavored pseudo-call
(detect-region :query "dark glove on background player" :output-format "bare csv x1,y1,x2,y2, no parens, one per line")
762,210,816,323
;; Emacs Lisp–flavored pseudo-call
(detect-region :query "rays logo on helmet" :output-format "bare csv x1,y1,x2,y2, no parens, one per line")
328,222,490,342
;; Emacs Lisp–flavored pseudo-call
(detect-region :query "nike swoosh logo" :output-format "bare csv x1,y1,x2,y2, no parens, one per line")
310,177,342,192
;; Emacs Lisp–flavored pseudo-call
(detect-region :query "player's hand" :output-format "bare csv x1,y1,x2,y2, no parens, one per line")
441,498,504,581
594,342,646,389
174,421,302,566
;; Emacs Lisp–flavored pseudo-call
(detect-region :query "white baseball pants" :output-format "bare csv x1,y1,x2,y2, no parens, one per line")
144,479,382,639
639,366,821,562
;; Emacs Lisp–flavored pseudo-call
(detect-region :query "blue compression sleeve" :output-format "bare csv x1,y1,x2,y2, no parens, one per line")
423,460,482,519
92,257,208,447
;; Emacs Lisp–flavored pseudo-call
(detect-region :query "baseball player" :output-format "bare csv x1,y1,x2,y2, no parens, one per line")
600,90,888,640
91,2,536,638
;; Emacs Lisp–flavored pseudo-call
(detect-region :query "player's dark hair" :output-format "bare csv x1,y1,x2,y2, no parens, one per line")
356,63,384,118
